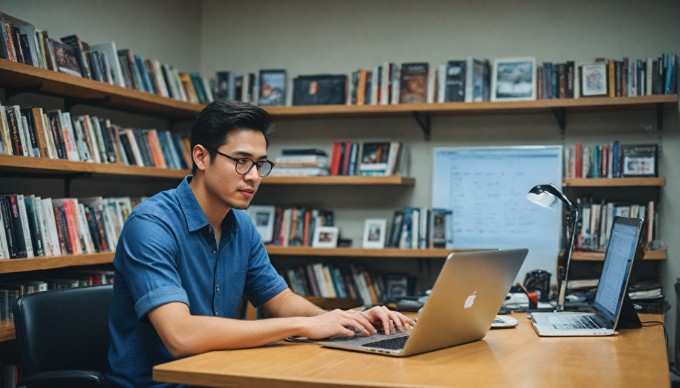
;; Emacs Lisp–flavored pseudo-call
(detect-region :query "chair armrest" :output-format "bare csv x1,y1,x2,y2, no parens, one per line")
16,370,105,388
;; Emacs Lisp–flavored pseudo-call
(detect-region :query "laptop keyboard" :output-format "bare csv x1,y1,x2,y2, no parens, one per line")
551,315,606,330
361,335,409,350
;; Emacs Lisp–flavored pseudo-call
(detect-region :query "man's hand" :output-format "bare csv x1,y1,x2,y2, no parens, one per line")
358,306,416,335
300,309,377,339
299,306,416,339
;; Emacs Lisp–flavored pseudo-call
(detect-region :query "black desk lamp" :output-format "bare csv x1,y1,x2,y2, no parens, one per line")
527,184,578,311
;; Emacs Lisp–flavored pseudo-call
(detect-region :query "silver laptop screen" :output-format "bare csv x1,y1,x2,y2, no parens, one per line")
593,218,642,324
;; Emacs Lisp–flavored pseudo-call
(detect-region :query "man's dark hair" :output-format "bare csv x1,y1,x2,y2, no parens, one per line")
190,99,274,173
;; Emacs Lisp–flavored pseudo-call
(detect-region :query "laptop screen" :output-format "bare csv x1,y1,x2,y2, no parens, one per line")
593,217,643,325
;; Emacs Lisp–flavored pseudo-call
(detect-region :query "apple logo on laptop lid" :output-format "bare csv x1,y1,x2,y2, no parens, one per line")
464,291,477,309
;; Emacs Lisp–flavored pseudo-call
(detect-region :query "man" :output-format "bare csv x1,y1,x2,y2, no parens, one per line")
106,99,414,387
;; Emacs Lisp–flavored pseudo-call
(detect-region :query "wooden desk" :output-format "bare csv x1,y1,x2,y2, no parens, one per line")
153,313,669,387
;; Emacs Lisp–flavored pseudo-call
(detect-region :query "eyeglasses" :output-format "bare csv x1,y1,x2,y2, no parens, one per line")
207,146,275,177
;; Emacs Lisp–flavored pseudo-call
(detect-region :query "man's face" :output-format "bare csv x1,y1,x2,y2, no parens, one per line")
203,128,268,210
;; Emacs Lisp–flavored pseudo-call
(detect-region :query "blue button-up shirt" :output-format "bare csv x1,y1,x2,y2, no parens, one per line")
106,176,287,387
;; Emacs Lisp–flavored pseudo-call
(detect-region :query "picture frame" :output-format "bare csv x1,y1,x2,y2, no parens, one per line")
362,218,387,249
384,273,410,299
621,144,658,177
258,69,287,106
312,226,339,248
581,63,608,97
245,205,276,243
292,74,347,106
491,57,536,101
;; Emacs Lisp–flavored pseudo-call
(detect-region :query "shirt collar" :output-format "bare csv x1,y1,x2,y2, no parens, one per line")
177,175,239,236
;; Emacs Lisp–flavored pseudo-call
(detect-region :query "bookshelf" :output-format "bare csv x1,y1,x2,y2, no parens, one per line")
0,58,677,342
563,175,666,262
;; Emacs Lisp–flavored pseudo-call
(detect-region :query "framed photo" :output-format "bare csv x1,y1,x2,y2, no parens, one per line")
258,69,287,106
312,226,339,248
292,74,347,106
362,218,387,249
246,205,276,243
621,144,658,177
385,273,410,299
581,63,608,97
491,57,536,101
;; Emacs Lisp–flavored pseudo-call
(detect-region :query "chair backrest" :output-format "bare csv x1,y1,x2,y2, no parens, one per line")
14,285,113,377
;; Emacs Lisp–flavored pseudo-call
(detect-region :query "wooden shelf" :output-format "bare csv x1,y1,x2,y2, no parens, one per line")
563,177,666,187
264,94,678,119
571,249,666,261
0,252,114,275
266,246,471,259
0,155,417,184
263,175,415,186
0,154,189,179
0,58,202,119
2,59,675,123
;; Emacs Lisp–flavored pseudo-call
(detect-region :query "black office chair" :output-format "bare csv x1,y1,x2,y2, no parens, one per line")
13,285,113,388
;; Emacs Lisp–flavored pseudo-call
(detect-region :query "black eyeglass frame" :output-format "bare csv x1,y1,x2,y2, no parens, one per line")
203,145,275,177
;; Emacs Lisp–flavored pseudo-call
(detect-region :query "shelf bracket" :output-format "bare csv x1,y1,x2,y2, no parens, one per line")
412,111,431,141
656,103,664,130
551,108,566,138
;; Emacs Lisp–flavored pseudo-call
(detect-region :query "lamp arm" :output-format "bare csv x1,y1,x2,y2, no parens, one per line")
557,209,578,311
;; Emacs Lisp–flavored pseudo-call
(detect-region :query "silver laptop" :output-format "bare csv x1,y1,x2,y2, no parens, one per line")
317,248,528,356
531,216,644,336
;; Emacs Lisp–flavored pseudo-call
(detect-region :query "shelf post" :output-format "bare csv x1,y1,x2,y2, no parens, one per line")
412,111,431,141
551,107,566,137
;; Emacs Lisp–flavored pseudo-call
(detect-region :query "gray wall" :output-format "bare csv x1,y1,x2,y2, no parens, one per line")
3,0,680,361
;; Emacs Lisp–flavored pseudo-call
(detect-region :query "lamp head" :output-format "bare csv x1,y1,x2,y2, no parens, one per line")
527,184,577,214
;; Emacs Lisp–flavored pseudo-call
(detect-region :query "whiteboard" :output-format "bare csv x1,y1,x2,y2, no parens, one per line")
432,146,563,284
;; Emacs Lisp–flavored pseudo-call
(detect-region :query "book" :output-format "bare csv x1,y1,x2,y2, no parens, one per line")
358,141,398,176
89,41,125,87
465,58,491,102
292,74,347,106
399,62,429,103
60,35,92,79
0,195,19,258
444,60,466,102
5,105,26,156
23,195,44,257
258,69,287,106
215,71,235,100
51,39,82,77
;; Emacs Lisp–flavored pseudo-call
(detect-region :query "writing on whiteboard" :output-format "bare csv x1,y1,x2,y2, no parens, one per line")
432,146,563,282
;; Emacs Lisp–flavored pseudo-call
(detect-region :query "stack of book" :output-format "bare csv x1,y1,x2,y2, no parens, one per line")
0,11,214,104
387,207,454,249
0,102,191,169
0,194,141,260
270,148,329,176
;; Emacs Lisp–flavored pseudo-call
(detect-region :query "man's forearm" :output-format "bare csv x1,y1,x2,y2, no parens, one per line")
263,288,327,318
